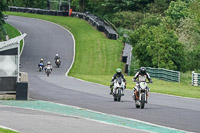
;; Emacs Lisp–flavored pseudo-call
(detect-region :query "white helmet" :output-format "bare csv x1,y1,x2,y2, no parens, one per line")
47,61,51,65
56,54,58,56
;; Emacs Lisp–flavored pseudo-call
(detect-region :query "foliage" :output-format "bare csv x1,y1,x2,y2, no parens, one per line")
7,0,47,9
129,24,185,71
112,11,145,30
147,0,173,14
165,0,189,25
71,0,89,12
0,0,8,41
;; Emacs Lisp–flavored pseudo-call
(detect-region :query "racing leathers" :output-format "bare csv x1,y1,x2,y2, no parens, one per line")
132,72,152,100
45,64,52,72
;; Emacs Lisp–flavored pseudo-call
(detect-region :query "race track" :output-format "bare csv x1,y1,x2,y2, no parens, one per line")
3,15,200,133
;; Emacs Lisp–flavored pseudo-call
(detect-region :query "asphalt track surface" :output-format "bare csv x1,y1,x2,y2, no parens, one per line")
4,15,200,133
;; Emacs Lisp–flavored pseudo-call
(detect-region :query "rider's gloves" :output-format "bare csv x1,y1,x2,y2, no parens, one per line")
149,80,153,83
133,78,136,82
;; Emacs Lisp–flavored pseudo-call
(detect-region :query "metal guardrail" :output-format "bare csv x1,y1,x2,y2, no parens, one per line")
135,67,180,82
192,71,200,86
122,43,132,75
8,6,118,40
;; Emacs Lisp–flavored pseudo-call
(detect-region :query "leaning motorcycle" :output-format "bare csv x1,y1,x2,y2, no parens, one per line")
134,81,150,109
55,59,61,68
112,77,125,102
38,63,44,72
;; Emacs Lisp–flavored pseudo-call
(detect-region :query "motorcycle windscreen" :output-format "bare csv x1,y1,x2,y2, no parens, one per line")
0,55,18,76
117,77,122,84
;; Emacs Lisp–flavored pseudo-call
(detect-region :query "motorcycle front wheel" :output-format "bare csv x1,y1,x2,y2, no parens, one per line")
140,94,145,109
117,90,121,102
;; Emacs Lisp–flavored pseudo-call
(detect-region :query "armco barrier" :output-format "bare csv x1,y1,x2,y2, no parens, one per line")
122,43,132,74
192,71,200,86
8,6,118,40
135,67,180,82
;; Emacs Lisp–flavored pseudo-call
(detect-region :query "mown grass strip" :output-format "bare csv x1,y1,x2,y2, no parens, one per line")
0,128,19,133
5,12,200,99
4,23,23,51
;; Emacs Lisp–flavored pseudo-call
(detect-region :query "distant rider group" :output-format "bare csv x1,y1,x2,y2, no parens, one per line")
38,53,61,77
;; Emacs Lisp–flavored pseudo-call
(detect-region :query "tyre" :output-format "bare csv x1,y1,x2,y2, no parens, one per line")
140,94,145,109
47,70,50,77
117,90,121,102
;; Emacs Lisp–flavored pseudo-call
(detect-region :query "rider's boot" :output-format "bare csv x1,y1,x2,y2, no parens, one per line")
110,87,113,95
132,88,136,100
121,90,124,96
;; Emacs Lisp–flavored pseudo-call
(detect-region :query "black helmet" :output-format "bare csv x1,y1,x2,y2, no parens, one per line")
116,68,122,75
140,67,146,75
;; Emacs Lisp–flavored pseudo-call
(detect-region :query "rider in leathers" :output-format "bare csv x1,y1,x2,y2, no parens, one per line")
110,68,126,95
38,58,44,70
132,67,152,100
45,61,53,72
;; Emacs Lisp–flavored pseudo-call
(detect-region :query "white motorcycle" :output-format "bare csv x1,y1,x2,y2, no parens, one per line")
134,81,150,109
45,66,52,77
113,77,125,102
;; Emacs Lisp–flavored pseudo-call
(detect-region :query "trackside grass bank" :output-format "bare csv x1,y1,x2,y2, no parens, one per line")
4,23,23,51
0,128,19,133
5,12,200,99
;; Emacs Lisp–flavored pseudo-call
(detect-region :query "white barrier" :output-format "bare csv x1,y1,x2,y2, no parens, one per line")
192,71,199,86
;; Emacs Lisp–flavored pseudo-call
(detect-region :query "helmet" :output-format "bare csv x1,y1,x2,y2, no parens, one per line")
47,61,51,65
140,67,146,75
40,58,43,61
56,54,58,57
116,68,122,75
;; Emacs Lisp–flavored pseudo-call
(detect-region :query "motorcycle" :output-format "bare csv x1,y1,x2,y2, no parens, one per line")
38,63,44,72
134,81,150,109
45,67,52,77
55,59,61,68
112,77,125,102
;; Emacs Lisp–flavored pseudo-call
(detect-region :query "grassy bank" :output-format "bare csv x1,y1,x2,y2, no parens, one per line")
0,128,19,133
4,23,23,51
5,12,200,99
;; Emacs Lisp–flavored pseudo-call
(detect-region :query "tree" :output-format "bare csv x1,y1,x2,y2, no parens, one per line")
165,0,189,25
71,0,89,12
129,24,185,71
0,0,8,41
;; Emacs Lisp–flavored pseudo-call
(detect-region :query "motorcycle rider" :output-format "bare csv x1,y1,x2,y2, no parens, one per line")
45,61,53,72
132,67,152,100
110,68,126,95
54,53,60,61
38,58,44,70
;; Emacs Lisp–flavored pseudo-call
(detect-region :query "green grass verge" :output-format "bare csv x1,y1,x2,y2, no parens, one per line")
5,11,200,99
0,128,19,133
4,23,23,51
